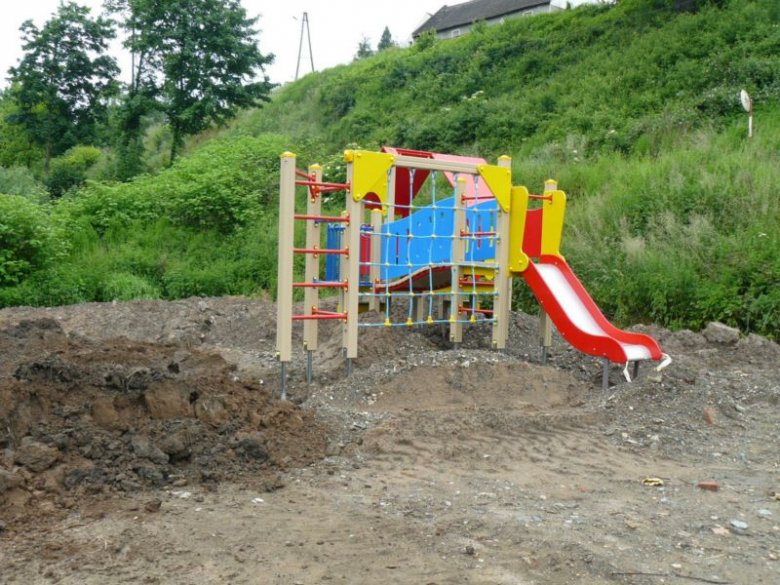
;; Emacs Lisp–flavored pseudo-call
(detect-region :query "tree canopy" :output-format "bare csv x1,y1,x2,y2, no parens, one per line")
6,2,119,167
112,0,275,162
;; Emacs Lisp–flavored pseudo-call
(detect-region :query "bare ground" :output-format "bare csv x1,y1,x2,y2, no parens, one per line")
1,296,779,584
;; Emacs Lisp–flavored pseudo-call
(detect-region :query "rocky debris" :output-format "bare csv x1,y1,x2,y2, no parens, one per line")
703,322,740,345
697,481,719,492
131,436,169,465
0,469,23,493
14,439,60,472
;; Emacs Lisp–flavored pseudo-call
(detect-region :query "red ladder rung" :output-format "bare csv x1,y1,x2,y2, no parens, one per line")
459,306,493,315
460,231,497,237
294,214,350,223
293,282,348,289
293,248,348,255
292,314,347,321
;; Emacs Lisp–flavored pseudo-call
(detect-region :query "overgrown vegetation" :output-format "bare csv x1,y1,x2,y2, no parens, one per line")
1,0,779,340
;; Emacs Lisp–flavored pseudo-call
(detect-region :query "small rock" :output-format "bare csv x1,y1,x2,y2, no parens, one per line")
14,439,60,472
730,520,748,530
171,478,187,487
703,322,740,345
757,509,772,517
703,407,716,425
0,469,23,493
0,520,6,533
465,545,476,556
697,481,719,492
144,499,162,513
131,436,169,465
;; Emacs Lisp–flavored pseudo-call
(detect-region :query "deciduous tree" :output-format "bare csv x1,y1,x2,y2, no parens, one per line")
111,0,275,163
7,2,119,169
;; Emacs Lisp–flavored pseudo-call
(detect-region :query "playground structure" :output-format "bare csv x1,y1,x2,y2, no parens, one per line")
275,148,667,399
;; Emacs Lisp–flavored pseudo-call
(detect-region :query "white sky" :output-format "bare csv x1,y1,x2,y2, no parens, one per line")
0,0,458,87
0,1,590,88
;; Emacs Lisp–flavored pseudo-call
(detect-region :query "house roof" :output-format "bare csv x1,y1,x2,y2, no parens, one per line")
413,0,551,36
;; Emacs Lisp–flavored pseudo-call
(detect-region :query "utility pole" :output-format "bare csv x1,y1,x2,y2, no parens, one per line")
295,12,315,81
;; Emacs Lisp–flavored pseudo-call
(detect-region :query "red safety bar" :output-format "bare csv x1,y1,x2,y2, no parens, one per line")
459,279,493,287
294,214,350,223
292,313,347,321
293,281,348,289
295,180,350,190
296,170,314,180
528,194,553,201
459,306,494,315
460,230,497,237
293,248,348,255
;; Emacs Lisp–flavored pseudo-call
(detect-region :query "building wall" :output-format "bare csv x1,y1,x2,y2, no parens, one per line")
433,5,562,39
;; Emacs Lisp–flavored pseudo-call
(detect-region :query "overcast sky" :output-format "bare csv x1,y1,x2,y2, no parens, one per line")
1,1,591,88
0,0,465,88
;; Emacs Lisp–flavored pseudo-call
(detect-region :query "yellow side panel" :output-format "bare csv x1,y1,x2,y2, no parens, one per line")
540,190,567,258
346,150,395,210
477,164,512,212
509,186,530,273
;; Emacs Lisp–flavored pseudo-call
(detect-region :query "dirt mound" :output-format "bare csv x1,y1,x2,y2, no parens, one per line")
0,319,329,528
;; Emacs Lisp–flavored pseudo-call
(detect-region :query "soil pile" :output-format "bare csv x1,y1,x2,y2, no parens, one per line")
0,319,329,526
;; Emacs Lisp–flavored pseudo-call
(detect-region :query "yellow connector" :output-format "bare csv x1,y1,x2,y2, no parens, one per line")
384,318,391,328
406,318,413,327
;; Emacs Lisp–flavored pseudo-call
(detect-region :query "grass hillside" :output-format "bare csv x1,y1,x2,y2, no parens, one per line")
1,0,779,339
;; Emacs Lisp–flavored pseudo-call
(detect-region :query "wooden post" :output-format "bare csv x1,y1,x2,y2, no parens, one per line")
343,159,361,363
303,164,323,382
539,178,556,362
276,152,296,365
450,178,467,346
493,155,512,350
369,210,382,312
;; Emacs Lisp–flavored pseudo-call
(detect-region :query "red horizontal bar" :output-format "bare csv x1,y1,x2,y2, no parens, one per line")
296,170,314,179
292,314,347,321
296,180,350,190
459,280,493,287
293,282,348,289
312,308,343,316
461,231,497,237
293,248,348,255
294,214,350,223
459,306,493,315
528,194,553,201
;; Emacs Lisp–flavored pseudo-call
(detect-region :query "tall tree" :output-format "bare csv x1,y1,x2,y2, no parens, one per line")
355,37,374,60
377,27,396,51
112,0,275,163
7,2,119,169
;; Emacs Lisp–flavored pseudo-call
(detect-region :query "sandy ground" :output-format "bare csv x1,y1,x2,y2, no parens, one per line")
1,296,779,584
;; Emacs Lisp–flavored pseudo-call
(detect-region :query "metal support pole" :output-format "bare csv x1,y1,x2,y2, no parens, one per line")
541,346,548,366
346,358,353,377
307,350,313,384
632,360,640,380
602,358,609,391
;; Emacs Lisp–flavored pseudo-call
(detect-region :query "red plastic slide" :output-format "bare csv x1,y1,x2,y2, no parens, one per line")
522,255,663,363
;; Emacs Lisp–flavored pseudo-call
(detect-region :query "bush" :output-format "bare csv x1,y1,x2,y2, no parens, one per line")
0,166,48,202
0,195,63,286
45,145,103,198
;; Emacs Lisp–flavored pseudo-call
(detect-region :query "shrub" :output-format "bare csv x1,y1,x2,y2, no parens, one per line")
0,195,63,286
45,145,103,198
